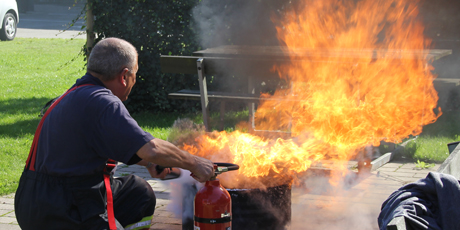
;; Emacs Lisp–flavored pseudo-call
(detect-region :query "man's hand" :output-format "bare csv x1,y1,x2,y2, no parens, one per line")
145,163,170,179
189,156,215,183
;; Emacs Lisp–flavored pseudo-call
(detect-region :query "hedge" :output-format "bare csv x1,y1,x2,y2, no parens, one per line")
84,0,202,113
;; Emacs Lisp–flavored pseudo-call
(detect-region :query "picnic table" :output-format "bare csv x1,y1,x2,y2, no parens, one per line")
161,45,452,132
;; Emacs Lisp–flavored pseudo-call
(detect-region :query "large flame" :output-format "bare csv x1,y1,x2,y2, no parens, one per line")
182,0,440,189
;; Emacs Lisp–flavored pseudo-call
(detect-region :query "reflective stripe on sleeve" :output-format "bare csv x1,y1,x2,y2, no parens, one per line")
124,216,152,230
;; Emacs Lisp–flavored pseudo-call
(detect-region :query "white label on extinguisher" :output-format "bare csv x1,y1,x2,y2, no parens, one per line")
194,226,200,230
226,227,231,230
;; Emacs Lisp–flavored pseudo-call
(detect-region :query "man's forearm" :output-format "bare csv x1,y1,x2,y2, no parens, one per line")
136,138,197,172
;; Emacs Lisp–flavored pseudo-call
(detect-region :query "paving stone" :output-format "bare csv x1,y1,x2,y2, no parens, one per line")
150,183,170,190
359,177,405,185
157,199,171,205
150,223,182,230
413,173,431,179
0,223,21,230
154,193,171,200
0,204,14,211
398,166,433,174
151,216,182,225
155,210,176,217
377,166,401,171
381,171,418,178
380,162,407,168
0,198,14,205
363,188,400,196
1,194,14,199
0,210,10,216
0,217,17,224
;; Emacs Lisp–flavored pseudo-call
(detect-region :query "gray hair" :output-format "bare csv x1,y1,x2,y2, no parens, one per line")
87,37,138,81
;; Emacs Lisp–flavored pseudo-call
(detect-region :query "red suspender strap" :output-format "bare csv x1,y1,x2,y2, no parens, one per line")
25,83,94,171
104,159,118,230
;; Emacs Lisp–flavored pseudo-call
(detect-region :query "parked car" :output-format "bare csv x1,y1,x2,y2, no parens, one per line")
0,0,19,41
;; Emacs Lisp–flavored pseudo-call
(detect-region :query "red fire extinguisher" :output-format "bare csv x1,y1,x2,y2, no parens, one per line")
194,163,239,230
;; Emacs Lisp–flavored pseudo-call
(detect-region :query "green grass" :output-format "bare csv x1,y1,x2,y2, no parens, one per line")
400,136,456,163
397,112,460,163
0,38,88,195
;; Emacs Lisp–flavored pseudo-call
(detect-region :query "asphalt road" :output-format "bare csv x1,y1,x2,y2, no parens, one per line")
16,3,86,39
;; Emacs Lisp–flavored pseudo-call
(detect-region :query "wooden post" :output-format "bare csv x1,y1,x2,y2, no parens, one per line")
248,76,255,133
197,58,210,131
219,101,225,131
86,0,95,60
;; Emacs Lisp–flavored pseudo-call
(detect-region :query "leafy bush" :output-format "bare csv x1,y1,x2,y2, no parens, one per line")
88,0,202,112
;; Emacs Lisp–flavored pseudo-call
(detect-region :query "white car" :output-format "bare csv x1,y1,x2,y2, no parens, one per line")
0,0,19,41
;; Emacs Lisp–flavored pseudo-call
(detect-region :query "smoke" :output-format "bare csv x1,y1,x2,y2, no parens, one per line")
166,168,380,229
191,0,290,93
290,200,379,230
192,0,284,48
166,169,203,223
420,0,460,111
289,171,379,230
191,0,460,108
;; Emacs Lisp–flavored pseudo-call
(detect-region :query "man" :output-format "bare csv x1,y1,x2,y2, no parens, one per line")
14,37,215,230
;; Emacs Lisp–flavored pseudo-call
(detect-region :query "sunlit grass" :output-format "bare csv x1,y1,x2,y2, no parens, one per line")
396,111,460,163
0,38,88,195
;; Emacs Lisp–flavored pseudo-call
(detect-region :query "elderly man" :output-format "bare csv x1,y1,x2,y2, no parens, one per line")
14,37,214,230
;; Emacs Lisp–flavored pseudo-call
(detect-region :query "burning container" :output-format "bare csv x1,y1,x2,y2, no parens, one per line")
228,184,291,230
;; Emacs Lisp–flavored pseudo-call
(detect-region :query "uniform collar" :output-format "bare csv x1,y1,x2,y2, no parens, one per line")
74,73,106,88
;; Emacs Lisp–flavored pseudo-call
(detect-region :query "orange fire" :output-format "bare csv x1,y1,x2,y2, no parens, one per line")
182,0,440,188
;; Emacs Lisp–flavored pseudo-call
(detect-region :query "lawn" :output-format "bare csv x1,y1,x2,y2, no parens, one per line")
0,38,89,195
1,38,458,196
397,111,460,163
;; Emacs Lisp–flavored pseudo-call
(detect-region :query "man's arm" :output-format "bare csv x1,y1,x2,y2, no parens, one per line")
136,138,214,182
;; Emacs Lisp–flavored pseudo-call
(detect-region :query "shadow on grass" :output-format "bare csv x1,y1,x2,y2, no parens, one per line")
0,97,51,137
0,97,51,116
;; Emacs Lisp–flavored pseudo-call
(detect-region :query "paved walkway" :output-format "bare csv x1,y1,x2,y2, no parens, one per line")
16,2,86,39
0,158,440,230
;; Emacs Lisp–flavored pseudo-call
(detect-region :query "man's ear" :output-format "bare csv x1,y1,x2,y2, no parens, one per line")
119,68,129,87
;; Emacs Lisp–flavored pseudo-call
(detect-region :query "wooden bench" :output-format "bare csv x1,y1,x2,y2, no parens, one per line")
168,89,291,130
161,55,281,131
168,89,262,102
169,89,259,131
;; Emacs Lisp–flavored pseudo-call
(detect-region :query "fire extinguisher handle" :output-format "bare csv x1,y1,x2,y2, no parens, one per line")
214,162,239,174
